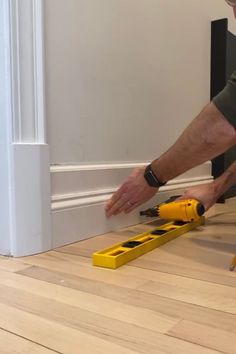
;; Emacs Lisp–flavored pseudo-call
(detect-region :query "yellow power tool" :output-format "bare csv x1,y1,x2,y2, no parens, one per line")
140,196,205,222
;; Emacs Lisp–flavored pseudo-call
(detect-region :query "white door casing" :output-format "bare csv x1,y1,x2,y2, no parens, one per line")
0,0,51,256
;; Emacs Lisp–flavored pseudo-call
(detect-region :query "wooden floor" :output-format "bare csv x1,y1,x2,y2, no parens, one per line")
1,199,236,353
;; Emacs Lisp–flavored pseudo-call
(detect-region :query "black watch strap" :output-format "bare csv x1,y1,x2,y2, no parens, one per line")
144,164,167,188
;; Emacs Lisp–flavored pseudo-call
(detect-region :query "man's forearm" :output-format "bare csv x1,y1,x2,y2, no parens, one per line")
152,102,236,183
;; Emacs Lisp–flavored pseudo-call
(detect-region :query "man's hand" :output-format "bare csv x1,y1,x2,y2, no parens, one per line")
105,167,158,217
176,182,218,211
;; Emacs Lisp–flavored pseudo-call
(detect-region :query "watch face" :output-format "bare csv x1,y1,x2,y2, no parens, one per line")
144,164,166,187
145,169,159,187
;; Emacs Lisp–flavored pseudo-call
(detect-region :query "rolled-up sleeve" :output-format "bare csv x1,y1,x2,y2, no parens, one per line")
213,71,236,129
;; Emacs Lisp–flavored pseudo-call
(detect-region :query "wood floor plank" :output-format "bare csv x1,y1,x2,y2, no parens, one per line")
0,328,59,354
136,275,236,314
0,286,221,354
168,320,236,354
118,264,236,293
19,265,236,334
13,252,147,289
0,256,31,273
0,302,141,354
138,230,236,265
0,269,178,333
127,257,236,287
129,239,235,270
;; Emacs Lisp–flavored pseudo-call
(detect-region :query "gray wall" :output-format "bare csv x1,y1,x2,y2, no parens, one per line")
44,0,236,164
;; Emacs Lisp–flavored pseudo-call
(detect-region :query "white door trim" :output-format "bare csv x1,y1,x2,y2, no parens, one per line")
0,0,51,256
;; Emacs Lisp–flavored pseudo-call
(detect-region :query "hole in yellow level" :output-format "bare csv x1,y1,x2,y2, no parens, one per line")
110,250,125,256
140,237,154,243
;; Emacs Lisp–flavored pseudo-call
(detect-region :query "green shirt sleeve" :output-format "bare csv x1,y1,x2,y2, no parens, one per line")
213,71,236,129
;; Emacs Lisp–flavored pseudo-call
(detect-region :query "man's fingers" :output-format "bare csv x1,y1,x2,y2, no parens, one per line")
105,186,126,212
107,202,125,217
124,202,140,214
106,192,131,217
113,200,136,215
107,200,131,217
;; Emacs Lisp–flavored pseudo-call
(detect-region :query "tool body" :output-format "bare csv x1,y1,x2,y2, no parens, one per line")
93,198,205,269
140,198,205,222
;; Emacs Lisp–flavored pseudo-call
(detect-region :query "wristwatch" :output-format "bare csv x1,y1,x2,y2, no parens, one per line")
144,164,167,188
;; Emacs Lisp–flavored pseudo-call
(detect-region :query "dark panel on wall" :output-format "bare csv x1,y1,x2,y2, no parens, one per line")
224,30,236,199
210,19,227,100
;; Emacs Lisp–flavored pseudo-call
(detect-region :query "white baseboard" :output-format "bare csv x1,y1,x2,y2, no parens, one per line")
51,162,212,248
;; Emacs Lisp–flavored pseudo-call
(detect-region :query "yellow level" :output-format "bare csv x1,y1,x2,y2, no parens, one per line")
93,217,205,269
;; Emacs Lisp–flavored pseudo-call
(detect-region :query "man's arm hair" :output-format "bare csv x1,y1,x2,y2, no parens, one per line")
151,102,236,182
